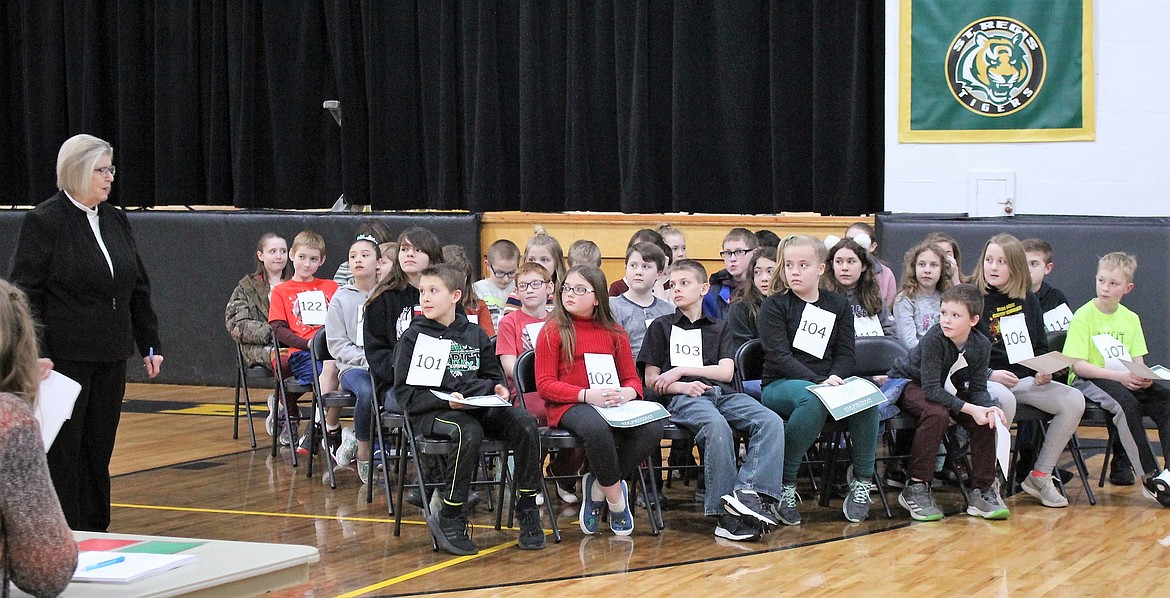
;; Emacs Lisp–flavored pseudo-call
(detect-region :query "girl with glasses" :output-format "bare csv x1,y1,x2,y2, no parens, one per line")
535,266,665,536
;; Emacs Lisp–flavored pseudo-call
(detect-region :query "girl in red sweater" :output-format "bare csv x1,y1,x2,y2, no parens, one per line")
535,265,665,536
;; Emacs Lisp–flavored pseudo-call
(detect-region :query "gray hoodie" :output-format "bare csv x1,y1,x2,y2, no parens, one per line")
326,284,371,374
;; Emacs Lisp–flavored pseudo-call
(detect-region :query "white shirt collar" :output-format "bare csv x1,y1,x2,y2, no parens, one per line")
63,190,99,215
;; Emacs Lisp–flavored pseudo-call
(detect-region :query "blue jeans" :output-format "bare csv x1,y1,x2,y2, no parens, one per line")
287,350,320,385
668,388,785,516
340,368,375,442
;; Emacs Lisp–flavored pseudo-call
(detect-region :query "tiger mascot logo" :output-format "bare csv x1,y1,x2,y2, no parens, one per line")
946,17,1046,117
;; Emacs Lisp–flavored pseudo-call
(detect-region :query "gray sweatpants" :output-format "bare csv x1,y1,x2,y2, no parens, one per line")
989,377,1085,475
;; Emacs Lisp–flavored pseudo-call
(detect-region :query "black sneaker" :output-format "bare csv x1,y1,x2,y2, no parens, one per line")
1109,454,1136,486
714,514,761,542
426,512,479,555
295,428,320,457
323,427,343,456
721,489,778,529
517,508,546,550
883,468,909,489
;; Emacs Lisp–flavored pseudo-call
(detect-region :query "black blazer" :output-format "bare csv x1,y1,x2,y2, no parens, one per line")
8,191,161,362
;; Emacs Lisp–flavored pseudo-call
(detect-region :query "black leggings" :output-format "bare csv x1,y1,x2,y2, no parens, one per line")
421,407,541,506
557,404,665,487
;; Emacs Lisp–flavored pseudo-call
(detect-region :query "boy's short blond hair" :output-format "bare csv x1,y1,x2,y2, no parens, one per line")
1098,252,1137,283
515,262,551,282
568,239,602,268
1021,238,1055,265
290,230,326,257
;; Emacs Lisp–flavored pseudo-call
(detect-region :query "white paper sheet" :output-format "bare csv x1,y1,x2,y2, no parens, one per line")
34,371,81,452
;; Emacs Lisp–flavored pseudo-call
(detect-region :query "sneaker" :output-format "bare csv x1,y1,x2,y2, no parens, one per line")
333,428,357,469
843,478,873,523
966,486,1010,520
1151,470,1170,508
609,481,634,536
634,488,667,509
579,473,603,535
771,484,801,526
277,418,297,447
426,512,479,556
357,460,370,485
1109,454,1136,486
406,488,483,513
324,426,343,456
549,468,582,505
898,481,943,522
295,431,319,457
1020,473,1069,508
714,514,761,542
721,489,778,529
517,507,546,550
265,394,278,436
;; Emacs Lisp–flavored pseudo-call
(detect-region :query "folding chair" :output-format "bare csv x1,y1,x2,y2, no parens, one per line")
732,338,763,394
233,343,274,448
366,388,405,514
270,339,312,467
305,329,357,488
514,350,661,538
816,336,907,517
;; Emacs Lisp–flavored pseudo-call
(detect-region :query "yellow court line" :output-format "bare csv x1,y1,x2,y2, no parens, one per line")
333,540,517,598
111,502,546,532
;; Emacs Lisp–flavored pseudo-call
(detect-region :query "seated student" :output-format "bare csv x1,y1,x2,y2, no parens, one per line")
759,235,879,524
823,238,895,338
503,226,565,315
924,232,967,286
334,220,394,286
1022,238,1070,317
267,231,340,450
393,264,546,555
640,259,786,542
609,228,671,297
755,229,781,250
975,234,1084,508
611,243,675,359
1017,237,1076,485
1064,252,1170,505
226,232,292,374
845,222,896,310
442,245,495,337
535,265,666,536
725,247,777,398
474,239,520,329
0,281,78,597
887,284,1010,521
657,224,687,262
497,263,585,504
568,239,602,268
704,228,759,321
326,236,382,483
892,240,953,350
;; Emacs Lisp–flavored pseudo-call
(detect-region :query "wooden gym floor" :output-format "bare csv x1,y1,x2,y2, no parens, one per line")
110,384,1170,596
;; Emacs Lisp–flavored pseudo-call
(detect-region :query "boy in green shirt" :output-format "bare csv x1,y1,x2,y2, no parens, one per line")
1064,252,1170,506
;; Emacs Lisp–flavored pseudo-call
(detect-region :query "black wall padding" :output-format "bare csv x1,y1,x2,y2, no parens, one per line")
876,214,1170,365
0,210,480,387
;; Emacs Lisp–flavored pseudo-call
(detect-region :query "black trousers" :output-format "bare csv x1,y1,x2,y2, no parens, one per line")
558,404,666,487
47,359,127,532
1091,379,1170,475
421,406,542,507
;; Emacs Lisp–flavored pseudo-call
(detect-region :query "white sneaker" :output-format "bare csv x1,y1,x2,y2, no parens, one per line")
1154,469,1170,494
1021,473,1068,508
265,394,278,436
333,427,357,469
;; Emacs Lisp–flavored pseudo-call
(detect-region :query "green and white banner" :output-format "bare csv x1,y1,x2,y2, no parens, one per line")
899,0,1094,143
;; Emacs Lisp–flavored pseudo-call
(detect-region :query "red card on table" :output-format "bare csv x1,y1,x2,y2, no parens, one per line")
77,538,140,552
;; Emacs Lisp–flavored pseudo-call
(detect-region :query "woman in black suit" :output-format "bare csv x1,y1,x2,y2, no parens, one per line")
8,133,164,532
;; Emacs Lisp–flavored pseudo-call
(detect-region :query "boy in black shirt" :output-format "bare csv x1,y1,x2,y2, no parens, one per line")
394,265,545,555
888,284,1009,521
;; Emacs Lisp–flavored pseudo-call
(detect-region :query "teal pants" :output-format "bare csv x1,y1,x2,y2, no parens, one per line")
761,379,880,484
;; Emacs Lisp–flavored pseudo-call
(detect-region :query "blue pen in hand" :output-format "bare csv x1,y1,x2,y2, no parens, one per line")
85,555,126,571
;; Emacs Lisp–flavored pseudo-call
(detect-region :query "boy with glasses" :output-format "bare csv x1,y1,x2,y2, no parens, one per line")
473,239,521,329
703,228,759,321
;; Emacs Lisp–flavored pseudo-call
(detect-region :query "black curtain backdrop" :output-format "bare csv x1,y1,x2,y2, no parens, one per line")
2,1,884,215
